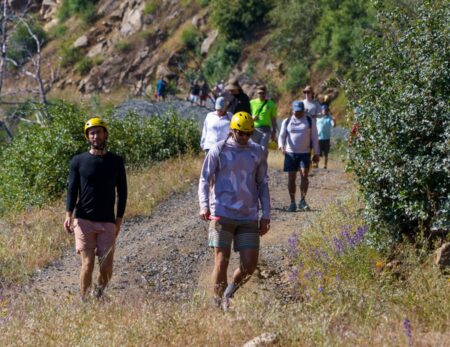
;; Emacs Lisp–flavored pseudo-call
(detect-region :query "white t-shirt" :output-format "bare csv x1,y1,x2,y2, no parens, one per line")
302,99,321,119
278,115,319,154
200,111,232,150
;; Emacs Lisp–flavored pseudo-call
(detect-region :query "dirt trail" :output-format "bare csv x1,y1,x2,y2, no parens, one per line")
27,155,352,303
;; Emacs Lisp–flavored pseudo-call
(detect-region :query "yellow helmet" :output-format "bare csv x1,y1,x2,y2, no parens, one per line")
230,112,254,132
84,117,108,139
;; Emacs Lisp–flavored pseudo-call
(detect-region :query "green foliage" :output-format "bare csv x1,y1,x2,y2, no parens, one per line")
196,0,210,7
180,25,202,51
0,102,201,216
48,24,68,39
75,57,93,75
211,0,272,40
202,38,242,82
346,0,450,245
283,61,309,94
115,40,132,53
7,21,47,66
59,43,82,67
143,0,158,15
58,0,99,23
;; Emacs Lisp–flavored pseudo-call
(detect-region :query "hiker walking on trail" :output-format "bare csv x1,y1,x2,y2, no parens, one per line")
278,101,319,212
302,85,321,119
317,104,336,170
64,117,127,300
250,85,278,155
198,112,271,311
200,97,232,153
199,80,210,107
188,80,201,105
224,78,251,115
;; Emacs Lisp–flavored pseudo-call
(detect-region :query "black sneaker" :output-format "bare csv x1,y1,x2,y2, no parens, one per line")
92,285,104,299
299,199,310,211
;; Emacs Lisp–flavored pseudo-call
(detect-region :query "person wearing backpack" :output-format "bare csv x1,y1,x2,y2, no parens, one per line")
250,85,278,156
278,101,319,212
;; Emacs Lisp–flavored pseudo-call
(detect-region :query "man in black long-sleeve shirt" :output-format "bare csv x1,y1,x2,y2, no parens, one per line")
64,117,127,300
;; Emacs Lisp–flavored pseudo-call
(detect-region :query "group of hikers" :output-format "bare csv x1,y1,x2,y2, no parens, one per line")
64,78,336,310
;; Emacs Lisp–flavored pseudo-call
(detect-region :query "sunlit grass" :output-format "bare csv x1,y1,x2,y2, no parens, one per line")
0,153,204,285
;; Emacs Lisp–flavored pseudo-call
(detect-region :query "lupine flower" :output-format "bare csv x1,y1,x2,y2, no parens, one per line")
318,286,324,293
403,319,412,344
289,266,299,283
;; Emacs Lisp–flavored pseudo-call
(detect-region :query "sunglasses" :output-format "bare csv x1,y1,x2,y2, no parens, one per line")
303,91,311,94
235,130,253,137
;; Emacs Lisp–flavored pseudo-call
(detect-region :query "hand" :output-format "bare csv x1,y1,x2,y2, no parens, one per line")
199,208,210,221
115,217,123,237
313,154,320,163
252,115,259,121
259,218,270,236
63,216,73,234
279,146,286,154
271,130,276,141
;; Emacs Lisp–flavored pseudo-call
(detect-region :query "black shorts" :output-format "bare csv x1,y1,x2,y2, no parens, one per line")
319,139,330,156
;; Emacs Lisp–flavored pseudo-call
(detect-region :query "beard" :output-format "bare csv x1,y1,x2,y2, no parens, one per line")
90,140,106,150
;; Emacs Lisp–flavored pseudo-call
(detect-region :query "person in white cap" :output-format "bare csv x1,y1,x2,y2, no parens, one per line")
200,97,233,153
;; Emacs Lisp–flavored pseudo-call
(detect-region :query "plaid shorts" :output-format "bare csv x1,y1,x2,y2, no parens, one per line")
208,217,260,252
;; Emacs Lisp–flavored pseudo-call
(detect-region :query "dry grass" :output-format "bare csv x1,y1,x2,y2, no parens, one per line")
0,153,204,285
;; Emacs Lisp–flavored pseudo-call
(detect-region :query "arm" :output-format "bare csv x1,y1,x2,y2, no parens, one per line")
278,119,287,153
115,157,128,236
64,158,79,233
198,147,219,220
256,152,271,234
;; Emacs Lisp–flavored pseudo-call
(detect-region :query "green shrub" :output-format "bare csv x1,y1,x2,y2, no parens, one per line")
197,0,210,7
7,21,47,66
202,38,242,82
75,57,93,75
115,40,132,53
211,0,272,40
59,43,82,67
346,0,450,245
48,24,68,39
181,25,201,51
58,0,99,23
0,102,201,216
283,62,308,94
143,0,158,15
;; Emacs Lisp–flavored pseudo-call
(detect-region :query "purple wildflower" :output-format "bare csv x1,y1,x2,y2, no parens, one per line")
333,236,344,254
404,319,412,344
288,232,299,259
289,266,299,283
318,286,324,293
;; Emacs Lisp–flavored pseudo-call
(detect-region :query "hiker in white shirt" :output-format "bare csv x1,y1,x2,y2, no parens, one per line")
200,97,232,153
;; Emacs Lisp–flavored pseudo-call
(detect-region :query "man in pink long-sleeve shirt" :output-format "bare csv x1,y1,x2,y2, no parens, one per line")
198,111,271,311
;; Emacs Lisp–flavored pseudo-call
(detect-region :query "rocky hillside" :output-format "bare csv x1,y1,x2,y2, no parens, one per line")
4,0,341,115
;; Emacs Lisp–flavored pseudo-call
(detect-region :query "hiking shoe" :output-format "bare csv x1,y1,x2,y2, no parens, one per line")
299,199,310,211
212,296,222,309
92,285,104,299
221,296,231,312
287,202,296,212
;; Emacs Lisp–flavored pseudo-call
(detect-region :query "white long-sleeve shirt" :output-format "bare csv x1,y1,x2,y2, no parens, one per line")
200,111,232,150
278,115,319,154
198,138,270,221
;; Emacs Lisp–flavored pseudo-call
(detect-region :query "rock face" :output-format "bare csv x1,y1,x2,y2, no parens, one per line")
435,243,450,270
120,2,145,35
73,35,89,48
201,29,218,55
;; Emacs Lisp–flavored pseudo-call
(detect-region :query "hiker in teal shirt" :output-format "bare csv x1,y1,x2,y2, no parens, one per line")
316,104,336,170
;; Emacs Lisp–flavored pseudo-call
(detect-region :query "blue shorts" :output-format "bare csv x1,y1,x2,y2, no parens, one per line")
283,152,311,172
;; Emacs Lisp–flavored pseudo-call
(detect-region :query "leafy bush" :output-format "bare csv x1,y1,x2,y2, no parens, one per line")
48,24,68,39
59,43,82,67
75,57,93,75
0,102,201,216
202,38,242,82
211,0,272,40
143,0,158,15
115,40,132,53
181,25,202,51
7,21,47,66
346,0,450,245
283,61,309,94
58,0,99,23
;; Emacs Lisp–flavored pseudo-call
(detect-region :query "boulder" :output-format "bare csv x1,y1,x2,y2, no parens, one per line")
120,3,144,36
97,0,119,17
200,29,218,55
87,43,106,58
243,333,279,347
73,35,89,49
435,243,450,270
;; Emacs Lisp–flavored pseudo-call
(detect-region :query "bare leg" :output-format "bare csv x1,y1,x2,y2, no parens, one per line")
229,248,259,293
97,246,115,291
212,247,231,297
288,171,297,203
80,249,95,299
299,168,309,199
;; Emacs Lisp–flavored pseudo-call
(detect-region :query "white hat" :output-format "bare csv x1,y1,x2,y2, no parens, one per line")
215,97,225,110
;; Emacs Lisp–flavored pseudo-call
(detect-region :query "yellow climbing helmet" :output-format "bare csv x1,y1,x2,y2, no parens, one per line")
230,112,254,132
84,117,108,139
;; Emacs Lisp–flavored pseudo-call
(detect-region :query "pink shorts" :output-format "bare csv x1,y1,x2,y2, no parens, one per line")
74,218,116,257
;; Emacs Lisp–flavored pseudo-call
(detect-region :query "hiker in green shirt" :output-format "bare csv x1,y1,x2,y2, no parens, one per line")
250,85,277,156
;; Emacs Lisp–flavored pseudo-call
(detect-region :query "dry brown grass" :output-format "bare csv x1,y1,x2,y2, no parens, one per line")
0,154,204,285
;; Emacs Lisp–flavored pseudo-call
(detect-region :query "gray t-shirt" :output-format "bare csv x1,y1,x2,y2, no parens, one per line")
278,115,319,154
